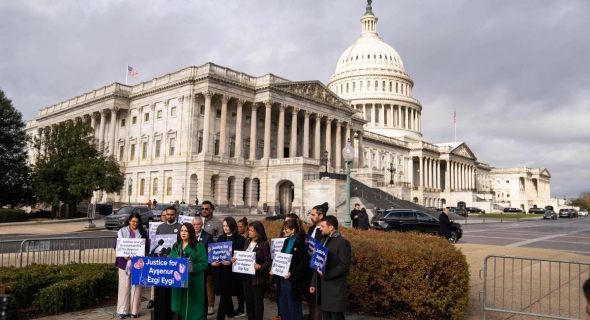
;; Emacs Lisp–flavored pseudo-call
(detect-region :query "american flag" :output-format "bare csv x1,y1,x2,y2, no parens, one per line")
127,66,138,77
453,109,456,123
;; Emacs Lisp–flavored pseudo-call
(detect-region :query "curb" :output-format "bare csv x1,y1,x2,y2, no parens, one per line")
0,218,89,227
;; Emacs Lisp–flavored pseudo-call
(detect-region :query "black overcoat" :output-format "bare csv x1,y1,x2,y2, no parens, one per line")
312,231,351,313
438,212,453,239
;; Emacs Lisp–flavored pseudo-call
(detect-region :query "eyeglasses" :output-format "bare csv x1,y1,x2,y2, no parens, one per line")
201,208,210,211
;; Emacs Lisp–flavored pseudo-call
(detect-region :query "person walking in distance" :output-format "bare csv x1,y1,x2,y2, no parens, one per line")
350,203,360,229
192,216,213,318
305,203,329,320
201,200,224,315
356,208,370,230
438,208,453,242
310,215,351,320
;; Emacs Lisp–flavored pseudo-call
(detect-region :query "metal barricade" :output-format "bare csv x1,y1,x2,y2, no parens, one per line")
481,254,590,319
17,236,116,267
0,240,24,267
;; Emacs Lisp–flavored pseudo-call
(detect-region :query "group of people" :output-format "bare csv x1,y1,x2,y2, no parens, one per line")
349,203,370,230
115,200,351,320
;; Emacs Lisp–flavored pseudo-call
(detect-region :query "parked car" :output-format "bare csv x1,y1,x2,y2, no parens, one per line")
503,208,523,213
558,209,577,218
152,204,171,220
543,210,557,220
105,206,154,230
454,208,468,217
528,208,546,214
371,210,463,243
179,204,201,217
466,207,484,214
578,209,589,217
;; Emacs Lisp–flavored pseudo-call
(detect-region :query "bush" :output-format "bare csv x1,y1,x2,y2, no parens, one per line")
0,263,118,316
260,221,470,320
0,209,26,223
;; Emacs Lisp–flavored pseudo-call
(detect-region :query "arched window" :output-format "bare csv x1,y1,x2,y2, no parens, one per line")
346,83,349,93
367,81,371,90
152,178,158,195
396,82,399,93
389,82,392,92
166,177,172,196
352,82,356,92
340,84,343,93
139,179,145,196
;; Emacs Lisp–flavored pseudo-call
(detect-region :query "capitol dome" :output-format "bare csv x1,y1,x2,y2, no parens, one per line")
328,1,423,141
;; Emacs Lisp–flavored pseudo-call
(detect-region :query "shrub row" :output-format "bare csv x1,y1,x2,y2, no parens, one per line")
261,221,470,320
0,209,26,223
0,263,118,317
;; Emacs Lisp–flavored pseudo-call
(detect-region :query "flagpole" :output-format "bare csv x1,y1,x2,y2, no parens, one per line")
454,108,456,143
125,65,128,85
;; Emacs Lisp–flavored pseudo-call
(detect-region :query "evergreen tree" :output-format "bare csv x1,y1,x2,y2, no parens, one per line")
0,89,34,208
30,120,124,218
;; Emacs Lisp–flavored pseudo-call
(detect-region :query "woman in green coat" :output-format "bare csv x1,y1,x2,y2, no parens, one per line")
170,223,208,320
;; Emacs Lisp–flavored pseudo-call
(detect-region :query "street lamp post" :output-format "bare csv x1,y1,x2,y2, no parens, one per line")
127,178,133,207
320,150,331,175
342,139,355,227
388,162,396,186
182,183,185,204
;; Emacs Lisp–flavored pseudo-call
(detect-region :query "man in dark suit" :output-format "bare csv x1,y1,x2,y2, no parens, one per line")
192,216,213,317
438,208,453,241
350,203,360,229
304,203,329,320
310,215,351,320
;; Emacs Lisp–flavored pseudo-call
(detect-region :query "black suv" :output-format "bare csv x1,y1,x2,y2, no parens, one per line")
503,208,523,213
105,206,154,229
466,207,484,214
372,210,463,243
528,208,546,214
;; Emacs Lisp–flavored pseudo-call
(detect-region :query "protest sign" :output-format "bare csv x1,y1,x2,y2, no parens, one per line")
232,251,256,275
148,222,163,239
116,238,146,257
208,241,233,263
271,252,292,277
305,235,320,256
270,237,286,259
149,234,177,254
309,243,328,273
131,257,189,288
178,215,193,224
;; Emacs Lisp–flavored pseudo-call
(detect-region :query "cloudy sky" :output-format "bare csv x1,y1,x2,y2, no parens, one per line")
1,0,589,199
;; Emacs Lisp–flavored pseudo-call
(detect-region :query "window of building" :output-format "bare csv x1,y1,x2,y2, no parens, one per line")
272,121,277,130
140,179,145,196
132,116,137,125
340,84,343,93
390,82,392,92
197,131,203,153
214,139,219,155
360,81,363,91
231,112,237,122
346,83,349,93
200,105,205,115
375,81,378,90
120,119,126,127
157,110,162,119
144,113,150,122
507,194,510,198
119,146,124,161
155,140,161,158
229,137,235,157
169,138,175,156
364,152,368,159
166,177,172,196
401,83,404,94
245,115,251,125
383,81,386,91
506,180,510,183
243,140,250,159
367,81,371,90
352,82,356,92
216,109,222,118
170,107,177,117
256,140,263,159
130,144,135,160
258,119,264,128
285,124,290,133
142,142,148,159
152,178,158,195
396,83,399,93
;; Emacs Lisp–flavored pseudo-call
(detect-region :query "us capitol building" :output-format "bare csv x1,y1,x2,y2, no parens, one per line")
25,2,560,217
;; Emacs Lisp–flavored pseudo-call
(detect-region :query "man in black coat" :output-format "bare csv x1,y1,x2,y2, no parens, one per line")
310,215,351,320
192,216,213,317
356,208,370,230
438,208,453,241
305,203,328,320
350,203,360,229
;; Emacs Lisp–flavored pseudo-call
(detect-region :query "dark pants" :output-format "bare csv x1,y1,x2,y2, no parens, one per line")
303,289,322,320
321,311,345,320
243,279,265,320
216,294,235,320
236,284,245,313
279,278,303,320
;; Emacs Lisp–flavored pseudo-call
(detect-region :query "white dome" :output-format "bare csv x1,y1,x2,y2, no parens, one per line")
334,33,405,75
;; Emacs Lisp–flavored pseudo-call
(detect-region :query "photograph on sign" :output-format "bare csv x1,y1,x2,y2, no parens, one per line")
271,252,292,277
232,251,256,275
270,237,286,260
116,238,146,257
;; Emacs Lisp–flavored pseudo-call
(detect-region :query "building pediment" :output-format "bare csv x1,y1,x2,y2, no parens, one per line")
445,142,477,160
270,81,354,112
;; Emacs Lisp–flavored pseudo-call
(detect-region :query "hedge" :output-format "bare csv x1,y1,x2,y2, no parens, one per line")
0,209,53,223
261,221,470,320
0,263,118,317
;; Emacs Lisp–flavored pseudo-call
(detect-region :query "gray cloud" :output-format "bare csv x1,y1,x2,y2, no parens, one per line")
1,0,588,198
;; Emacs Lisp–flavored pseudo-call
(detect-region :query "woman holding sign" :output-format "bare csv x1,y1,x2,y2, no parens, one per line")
271,219,310,320
213,217,246,320
170,222,208,320
115,213,148,319
242,221,271,320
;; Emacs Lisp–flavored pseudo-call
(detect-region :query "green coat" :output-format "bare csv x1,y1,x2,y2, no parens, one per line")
170,242,208,320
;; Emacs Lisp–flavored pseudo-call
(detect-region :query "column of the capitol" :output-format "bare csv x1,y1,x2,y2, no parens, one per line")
303,111,310,158
201,91,213,154
263,100,272,159
277,104,286,159
335,120,342,171
290,108,298,157
219,95,230,156
314,113,322,159
325,117,332,171
249,103,258,160
234,100,244,159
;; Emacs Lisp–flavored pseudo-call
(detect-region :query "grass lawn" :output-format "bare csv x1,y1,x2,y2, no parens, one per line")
474,213,540,219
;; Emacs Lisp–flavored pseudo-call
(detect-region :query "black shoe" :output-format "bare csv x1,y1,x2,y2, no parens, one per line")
235,311,246,318
147,300,154,309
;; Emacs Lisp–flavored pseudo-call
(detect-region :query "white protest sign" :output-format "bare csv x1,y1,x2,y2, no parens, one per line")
148,222,163,239
149,234,178,253
232,251,256,275
178,215,193,224
271,252,292,277
270,238,286,260
116,238,146,257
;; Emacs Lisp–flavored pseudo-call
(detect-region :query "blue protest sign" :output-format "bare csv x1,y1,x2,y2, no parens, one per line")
305,235,320,256
131,257,189,288
208,241,233,263
309,243,328,273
